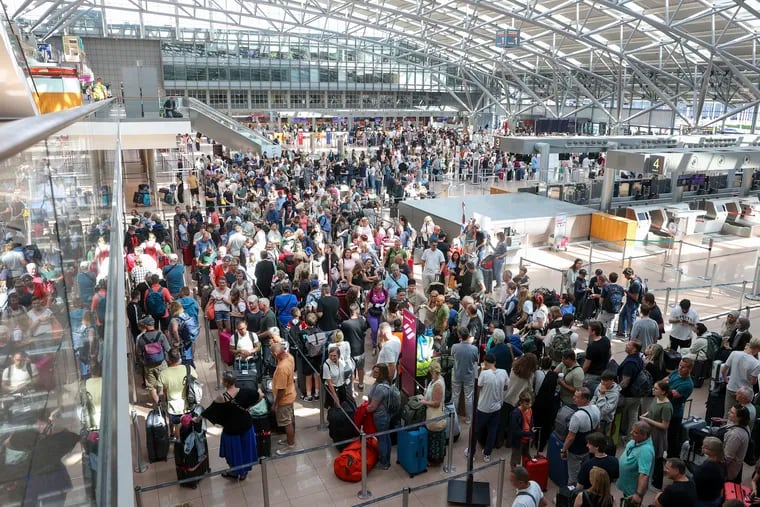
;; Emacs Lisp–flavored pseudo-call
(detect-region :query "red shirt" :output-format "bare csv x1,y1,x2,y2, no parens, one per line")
143,283,172,318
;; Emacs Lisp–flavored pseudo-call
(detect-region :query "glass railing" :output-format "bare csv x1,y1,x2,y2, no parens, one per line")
0,99,131,506
183,97,282,157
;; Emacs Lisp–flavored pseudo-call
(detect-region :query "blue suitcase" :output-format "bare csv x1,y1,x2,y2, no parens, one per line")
397,427,428,477
548,431,568,487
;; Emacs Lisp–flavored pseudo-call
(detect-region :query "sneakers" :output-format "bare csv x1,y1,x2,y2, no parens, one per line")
357,383,364,391
275,445,295,456
277,439,289,446
379,463,391,470
465,418,471,425
483,454,492,463
372,347,377,356
464,448,469,457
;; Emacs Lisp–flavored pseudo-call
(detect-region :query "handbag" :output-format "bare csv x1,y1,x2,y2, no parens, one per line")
425,380,447,432
205,303,215,321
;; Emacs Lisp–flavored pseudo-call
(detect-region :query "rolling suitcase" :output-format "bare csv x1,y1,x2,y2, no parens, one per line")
219,330,233,365
709,360,724,393
397,426,428,477
548,431,568,488
142,192,151,206
146,407,170,463
692,355,710,388
522,428,549,492
705,388,726,421
174,421,209,488
133,191,143,204
723,482,751,505
328,399,359,450
256,430,272,457
235,357,258,391
444,402,460,442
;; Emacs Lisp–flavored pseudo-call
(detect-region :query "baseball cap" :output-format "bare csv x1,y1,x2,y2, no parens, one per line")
579,269,587,275
139,316,155,327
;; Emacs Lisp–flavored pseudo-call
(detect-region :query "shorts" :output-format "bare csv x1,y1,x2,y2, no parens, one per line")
144,363,167,391
307,354,322,376
190,187,199,196
215,310,231,322
352,354,365,371
275,404,294,427
169,413,182,425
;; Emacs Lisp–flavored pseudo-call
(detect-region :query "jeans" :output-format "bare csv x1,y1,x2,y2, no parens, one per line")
475,409,501,456
451,378,475,421
492,259,505,289
567,451,587,486
373,411,391,466
617,303,638,336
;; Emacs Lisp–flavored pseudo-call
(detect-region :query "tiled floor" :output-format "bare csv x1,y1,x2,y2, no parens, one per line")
126,177,760,506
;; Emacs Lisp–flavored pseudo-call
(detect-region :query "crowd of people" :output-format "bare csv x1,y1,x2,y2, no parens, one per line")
117,123,760,507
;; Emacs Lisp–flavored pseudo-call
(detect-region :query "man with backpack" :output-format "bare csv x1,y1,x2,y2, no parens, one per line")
156,349,199,441
616,340,649,442
596,272,625,338
617,268,644,338
168,301,200,367
545,313,578,367
136,316,172,405
144,274,173,331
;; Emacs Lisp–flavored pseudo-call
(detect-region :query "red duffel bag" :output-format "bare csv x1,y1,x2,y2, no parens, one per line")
333,436,378,482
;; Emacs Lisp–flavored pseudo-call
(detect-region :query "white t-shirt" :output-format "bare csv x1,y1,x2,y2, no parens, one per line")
234,331,259,352
478,368,508,413
568,405,601,437
725,351,760,392
512,482,544,507
2,362,38,388
28,309,54,337
421,248,445,275
670,307,699,341
211,287,232,312
378,337,401,365
322,359,343,387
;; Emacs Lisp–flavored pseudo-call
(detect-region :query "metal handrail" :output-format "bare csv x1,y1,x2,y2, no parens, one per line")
701,304,760,323
0,98,115,161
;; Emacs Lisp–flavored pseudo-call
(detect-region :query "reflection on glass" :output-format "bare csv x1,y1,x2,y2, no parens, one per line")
0,132,111,506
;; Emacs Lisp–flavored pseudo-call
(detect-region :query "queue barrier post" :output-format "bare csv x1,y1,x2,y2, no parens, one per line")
212,335,222,390
740,281,748,310
402,486,411,507
704,238,714,278
707,265,717,299
134,486,144,507
357,431,372,500
496,458,506,507
261,458,271,507
444,408,457,473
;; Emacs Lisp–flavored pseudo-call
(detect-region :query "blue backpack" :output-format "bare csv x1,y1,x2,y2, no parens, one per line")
604,284,625,314
145,287,166,316
177,313,200,347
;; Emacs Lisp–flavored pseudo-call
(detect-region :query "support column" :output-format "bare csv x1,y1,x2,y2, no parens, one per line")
600,143,618,212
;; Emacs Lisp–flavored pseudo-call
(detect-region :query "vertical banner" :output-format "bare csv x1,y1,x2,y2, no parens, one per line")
400,309,417,396
297,130,304,145
326,129,332,145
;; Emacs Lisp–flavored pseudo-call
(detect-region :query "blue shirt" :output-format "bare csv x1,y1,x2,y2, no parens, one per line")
668,370,694,418
177,296,200,324
163,264,185,296
617,437,654,496
383,272,408,298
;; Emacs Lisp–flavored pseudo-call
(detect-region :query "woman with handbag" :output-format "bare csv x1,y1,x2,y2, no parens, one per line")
200,371,260,480
421,360,447,465
323,347,348,409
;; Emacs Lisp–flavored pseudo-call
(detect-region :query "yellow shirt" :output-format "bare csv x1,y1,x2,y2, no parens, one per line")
92,83,107,101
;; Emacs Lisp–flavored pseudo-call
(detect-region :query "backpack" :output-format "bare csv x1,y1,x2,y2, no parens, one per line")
183,365,203,410
141,331,166,364
547,330,573,363
604,284,625,314
304,330,330,358
401,394,425,424
627,366,653,398
385,383,402,417
146,286,166,316
705,332,723,362
177,314,200,348
744,427,757,466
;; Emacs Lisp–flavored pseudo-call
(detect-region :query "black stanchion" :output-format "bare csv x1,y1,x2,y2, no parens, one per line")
447,375,490,505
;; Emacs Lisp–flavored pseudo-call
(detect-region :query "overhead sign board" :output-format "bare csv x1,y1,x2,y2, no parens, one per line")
496,29,521,48
645,155,665,175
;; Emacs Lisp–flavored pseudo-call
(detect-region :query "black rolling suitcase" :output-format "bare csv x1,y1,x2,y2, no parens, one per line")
705,387,726,420
133,191,143,204
146,407,170,462
174,419,210,489
235,356,258,392
328,398,359,450
692,351,710,388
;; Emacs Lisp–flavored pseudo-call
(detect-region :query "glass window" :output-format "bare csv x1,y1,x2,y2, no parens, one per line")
230,91,248,109
328,93,342,108
272,92,288,107
163,64,174,80
291,92,307,108
209,91,227,108
186,66,207,81
251,92,268,107
309,93,325,108
187,89,207,103
346,93,360,107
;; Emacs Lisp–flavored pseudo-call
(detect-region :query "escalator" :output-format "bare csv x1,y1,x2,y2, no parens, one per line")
182,97,281,158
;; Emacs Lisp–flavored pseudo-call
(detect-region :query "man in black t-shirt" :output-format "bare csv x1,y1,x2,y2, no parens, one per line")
340,303,370,390
655,458,697,507
583,320,612,393
316,284,340,331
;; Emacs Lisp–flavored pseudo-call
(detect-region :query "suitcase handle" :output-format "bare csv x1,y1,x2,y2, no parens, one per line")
684,398,693,419
530,426,541,458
